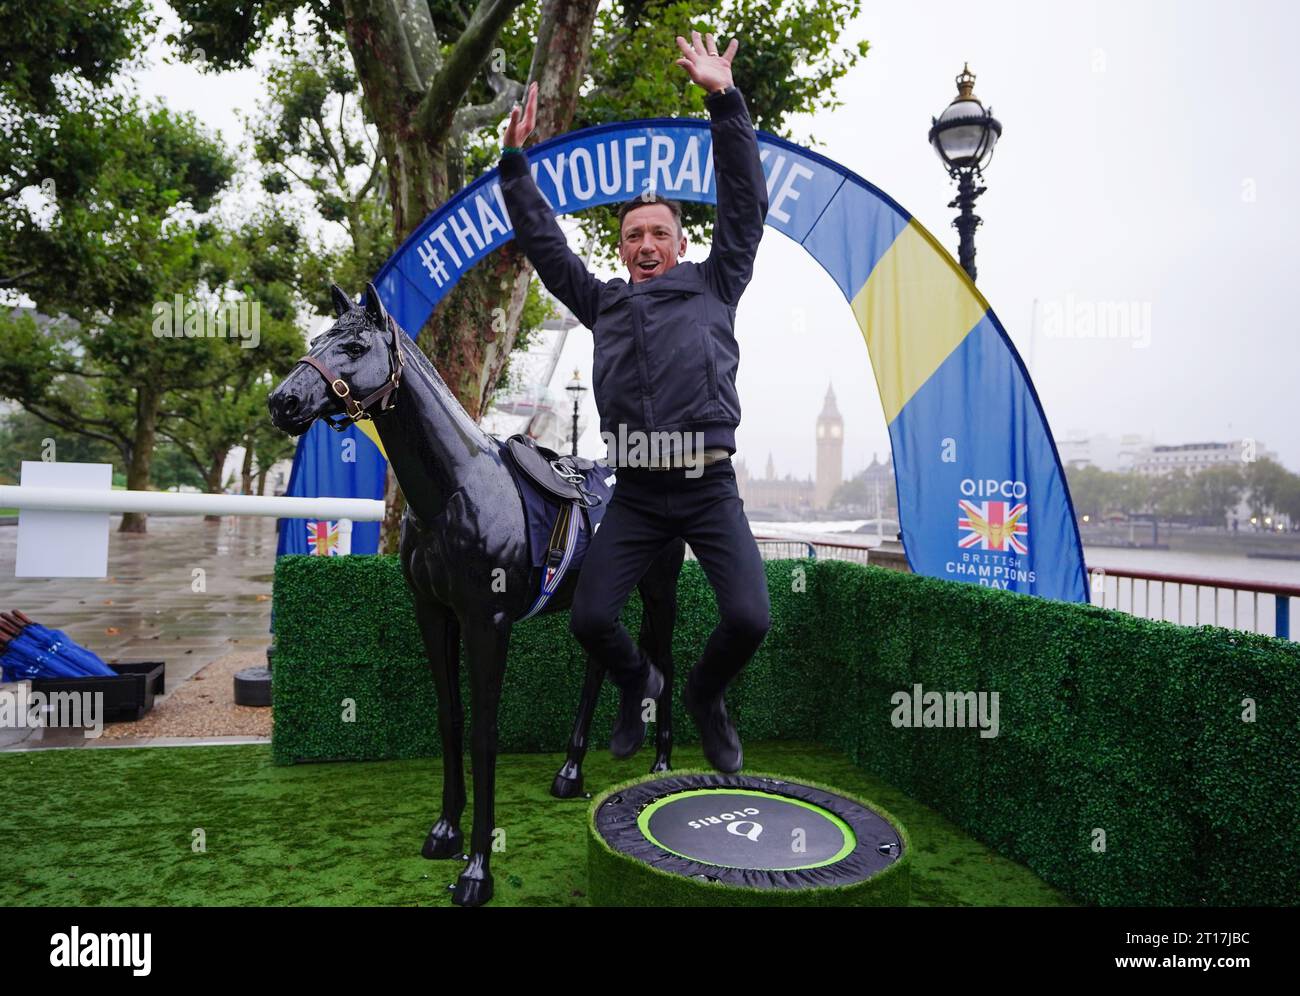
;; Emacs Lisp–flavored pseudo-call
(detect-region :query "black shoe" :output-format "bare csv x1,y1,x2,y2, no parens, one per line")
610,652,664,760
682,674,743,773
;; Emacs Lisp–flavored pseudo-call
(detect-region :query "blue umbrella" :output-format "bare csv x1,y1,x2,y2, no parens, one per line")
0,613,115,681
18,622,115,677
1,629,86,680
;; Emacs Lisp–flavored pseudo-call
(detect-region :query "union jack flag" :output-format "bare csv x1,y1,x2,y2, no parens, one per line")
306,520,341,556
958,500,1028,554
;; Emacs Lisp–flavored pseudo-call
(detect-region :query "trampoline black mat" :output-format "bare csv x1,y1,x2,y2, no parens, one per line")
594,772,904,890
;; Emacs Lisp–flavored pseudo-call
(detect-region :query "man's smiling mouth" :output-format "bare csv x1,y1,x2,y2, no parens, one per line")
638,259,661,272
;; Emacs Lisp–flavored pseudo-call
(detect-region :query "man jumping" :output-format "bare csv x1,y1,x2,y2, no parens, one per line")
498,30,770,773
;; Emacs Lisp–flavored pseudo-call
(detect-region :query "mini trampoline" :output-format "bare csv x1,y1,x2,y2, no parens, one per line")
588,771,910,906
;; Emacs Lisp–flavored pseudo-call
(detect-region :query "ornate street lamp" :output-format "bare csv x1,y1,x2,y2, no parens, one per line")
565,369,587,456
929,64,1002,281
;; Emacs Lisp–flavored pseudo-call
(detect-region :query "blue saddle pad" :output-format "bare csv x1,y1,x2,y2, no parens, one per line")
498,439,617,569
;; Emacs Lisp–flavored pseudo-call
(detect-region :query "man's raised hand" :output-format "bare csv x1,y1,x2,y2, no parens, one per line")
675,30,738,94
503,80,538,150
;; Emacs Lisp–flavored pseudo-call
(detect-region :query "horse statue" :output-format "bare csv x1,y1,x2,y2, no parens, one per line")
268,283,685,907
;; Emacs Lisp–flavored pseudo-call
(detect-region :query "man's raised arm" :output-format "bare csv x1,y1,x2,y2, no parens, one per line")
675,33,769,307
498,82,604,331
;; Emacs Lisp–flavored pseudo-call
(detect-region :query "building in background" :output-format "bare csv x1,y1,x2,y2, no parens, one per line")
1131,439,1276,476
736,384,846,517
736,452,814,516
1056,431,1155,472
815,383,843,509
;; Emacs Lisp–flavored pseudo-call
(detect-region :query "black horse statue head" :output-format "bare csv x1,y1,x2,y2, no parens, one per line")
269,283,404,437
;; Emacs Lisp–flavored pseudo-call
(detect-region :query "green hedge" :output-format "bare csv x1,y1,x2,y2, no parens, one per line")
271,553,1300,905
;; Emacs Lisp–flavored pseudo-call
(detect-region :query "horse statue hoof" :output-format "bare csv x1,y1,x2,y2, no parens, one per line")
421,820,464,860
451,870,493,907
550,760,584,799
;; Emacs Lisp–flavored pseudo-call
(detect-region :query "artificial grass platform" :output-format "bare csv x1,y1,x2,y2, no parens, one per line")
0,740,1074,907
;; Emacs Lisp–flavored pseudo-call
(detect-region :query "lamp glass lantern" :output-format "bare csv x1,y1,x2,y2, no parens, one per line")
928,64,1002,175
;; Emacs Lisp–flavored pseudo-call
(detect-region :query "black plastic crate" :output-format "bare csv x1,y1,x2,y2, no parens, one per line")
28,661,166,722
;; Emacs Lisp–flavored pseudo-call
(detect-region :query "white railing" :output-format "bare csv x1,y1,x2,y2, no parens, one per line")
4,466,385,578
0,485,384,521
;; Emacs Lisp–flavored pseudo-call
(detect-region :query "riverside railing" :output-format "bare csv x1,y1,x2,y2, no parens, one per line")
1086,565,1296,640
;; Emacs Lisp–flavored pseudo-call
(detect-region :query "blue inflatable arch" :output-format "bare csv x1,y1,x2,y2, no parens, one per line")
280,117,1087,603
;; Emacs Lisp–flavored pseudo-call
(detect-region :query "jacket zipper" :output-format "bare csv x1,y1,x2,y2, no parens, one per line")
628,292,655,428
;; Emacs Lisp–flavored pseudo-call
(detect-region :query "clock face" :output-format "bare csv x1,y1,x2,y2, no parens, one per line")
831,424,842,438
817,425,825,438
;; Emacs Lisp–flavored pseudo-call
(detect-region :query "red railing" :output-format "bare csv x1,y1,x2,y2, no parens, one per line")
1086,565,1297,639
713,531,1298,641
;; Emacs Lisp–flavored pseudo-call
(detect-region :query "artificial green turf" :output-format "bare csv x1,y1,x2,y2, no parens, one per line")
0,740,1074,907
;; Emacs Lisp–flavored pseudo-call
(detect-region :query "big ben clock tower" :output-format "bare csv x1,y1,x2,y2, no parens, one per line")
815,382,843,509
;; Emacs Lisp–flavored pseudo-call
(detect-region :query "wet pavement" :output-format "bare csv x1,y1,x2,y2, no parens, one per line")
0,514,277,748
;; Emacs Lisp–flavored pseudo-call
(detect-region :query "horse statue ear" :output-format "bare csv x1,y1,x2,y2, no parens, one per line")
330,283,354,318
364,282,389,327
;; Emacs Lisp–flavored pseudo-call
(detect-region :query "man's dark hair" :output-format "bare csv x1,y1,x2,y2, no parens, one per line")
617,193,683,239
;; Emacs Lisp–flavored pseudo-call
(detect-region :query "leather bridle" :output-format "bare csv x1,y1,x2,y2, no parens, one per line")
295,313,406,432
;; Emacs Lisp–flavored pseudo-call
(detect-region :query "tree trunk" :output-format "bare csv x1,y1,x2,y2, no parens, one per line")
119,384,161,533
341,0,599,551
240,440,254,495
203,455,226,523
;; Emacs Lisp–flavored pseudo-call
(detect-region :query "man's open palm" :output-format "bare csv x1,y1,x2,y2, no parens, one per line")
675,31,738,93
504,80,538,149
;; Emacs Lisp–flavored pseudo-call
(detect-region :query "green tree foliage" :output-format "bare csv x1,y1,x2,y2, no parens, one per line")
1066,460,1299,529
0,0,153,111
170,0,871,548
156,210,307,506
0,406,118,484
1243,456,1291,522
0,3,333,532
247,39,393,308
0,95,240,531
569,0,870,266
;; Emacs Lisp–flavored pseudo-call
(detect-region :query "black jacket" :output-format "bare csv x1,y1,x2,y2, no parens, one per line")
498,86,768,464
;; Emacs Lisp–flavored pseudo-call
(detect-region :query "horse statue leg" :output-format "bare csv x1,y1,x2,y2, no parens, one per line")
451,612,512,908
641,538,685,773
551,537,687,795
415,600,466,860
551,650,604,799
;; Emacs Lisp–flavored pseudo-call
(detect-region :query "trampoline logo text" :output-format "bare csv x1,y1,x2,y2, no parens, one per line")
688,806,764,842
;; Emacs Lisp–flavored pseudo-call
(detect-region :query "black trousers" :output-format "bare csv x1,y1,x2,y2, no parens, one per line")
569,458,770,697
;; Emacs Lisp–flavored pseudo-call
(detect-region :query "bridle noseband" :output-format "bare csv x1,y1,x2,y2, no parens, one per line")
296,313,407,432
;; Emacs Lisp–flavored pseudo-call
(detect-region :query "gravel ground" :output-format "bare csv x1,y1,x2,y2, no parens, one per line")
99,650,272,739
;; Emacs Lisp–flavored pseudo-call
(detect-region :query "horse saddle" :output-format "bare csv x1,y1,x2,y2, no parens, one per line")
501,434,617,621
505,433,603,507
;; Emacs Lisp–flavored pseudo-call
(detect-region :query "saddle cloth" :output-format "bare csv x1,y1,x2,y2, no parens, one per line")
497,435,616,618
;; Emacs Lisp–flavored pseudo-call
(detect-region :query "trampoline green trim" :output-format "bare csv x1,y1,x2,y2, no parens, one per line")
635,788,857,870
589,769,912,907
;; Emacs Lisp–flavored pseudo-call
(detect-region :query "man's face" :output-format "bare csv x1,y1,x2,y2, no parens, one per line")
619,203,687,283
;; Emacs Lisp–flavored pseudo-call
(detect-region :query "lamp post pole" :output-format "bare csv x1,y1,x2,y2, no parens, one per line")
929,64,1002,282
565,369,587,457
950,170,985,281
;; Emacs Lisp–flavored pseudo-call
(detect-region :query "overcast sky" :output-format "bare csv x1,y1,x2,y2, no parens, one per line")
137,0,1298,477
